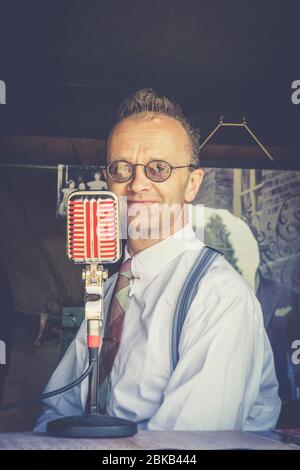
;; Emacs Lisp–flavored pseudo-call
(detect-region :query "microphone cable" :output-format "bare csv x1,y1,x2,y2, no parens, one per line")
0,358,95,413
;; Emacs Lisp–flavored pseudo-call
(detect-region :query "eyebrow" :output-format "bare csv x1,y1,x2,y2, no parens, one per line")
108,157,175,165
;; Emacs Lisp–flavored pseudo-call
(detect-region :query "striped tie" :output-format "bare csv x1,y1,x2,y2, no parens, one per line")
98,258,132,413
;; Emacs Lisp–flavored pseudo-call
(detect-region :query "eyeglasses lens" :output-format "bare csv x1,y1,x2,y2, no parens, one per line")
108,162,133,182
146,161,171,181
107,160,171,182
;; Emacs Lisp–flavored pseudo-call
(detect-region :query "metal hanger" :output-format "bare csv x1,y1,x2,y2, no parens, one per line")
199,116,274,161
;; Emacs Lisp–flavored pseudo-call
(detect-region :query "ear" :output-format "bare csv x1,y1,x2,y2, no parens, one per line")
184,168,204,203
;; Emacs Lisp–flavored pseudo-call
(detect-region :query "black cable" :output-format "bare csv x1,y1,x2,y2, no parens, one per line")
0,359,95,413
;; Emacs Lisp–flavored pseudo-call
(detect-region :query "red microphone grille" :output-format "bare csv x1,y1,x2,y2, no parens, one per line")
67,191,121,264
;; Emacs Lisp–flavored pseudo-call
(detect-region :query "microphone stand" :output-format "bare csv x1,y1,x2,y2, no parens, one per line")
47,262,137,438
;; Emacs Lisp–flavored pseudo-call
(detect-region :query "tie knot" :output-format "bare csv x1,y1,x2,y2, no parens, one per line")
119,258,133,279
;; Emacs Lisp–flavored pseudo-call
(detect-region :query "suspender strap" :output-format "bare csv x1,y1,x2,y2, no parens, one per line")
170,246,223,372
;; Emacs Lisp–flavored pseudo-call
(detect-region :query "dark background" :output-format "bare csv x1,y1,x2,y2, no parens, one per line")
0,0,300,164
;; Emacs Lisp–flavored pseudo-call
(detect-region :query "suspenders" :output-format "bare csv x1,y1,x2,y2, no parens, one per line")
170,246,223,372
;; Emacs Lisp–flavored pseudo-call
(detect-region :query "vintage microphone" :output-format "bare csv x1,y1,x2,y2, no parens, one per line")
47,190,137,438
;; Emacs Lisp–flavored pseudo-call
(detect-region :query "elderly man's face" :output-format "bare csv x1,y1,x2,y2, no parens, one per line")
106,115,203,239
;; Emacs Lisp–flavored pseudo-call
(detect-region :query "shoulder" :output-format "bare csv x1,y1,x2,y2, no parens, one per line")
199,253,253,298
180,244,262,325
176,243,250,293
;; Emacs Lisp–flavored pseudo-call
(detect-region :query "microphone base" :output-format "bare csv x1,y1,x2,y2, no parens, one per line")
46,414,138,438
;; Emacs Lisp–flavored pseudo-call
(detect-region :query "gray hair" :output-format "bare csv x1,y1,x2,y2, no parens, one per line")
109,88,200,165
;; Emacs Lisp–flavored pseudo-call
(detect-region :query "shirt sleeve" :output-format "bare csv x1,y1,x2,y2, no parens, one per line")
33,321,89,432
147,287,278,431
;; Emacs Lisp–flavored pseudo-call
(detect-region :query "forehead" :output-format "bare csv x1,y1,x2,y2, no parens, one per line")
107,115,189,161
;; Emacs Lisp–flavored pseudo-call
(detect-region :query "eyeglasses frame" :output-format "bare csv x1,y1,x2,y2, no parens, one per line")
106,159,198,183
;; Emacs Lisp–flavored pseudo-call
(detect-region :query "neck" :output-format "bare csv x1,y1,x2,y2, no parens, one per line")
127,208,189,256
127,235,163,256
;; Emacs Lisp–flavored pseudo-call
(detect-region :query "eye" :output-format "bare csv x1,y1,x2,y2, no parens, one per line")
149,161,170,173
107,161,133,182
118,162,132,175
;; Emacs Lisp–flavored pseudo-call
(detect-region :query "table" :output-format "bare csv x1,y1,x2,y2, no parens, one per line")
0,430,298,450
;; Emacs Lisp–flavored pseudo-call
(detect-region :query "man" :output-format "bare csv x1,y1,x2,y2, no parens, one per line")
35,88,281,431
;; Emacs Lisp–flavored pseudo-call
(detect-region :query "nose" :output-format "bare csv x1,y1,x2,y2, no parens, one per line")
128,164,152,193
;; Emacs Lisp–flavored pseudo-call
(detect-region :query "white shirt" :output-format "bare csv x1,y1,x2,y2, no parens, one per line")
34,223,281,432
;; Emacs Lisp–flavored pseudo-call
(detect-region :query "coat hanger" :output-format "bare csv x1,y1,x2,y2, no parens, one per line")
199,116,275,161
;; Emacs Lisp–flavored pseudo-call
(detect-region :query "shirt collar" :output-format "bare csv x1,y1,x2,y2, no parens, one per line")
123,221,203,294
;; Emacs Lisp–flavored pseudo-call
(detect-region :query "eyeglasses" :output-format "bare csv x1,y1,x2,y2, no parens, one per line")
106,160,197,183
